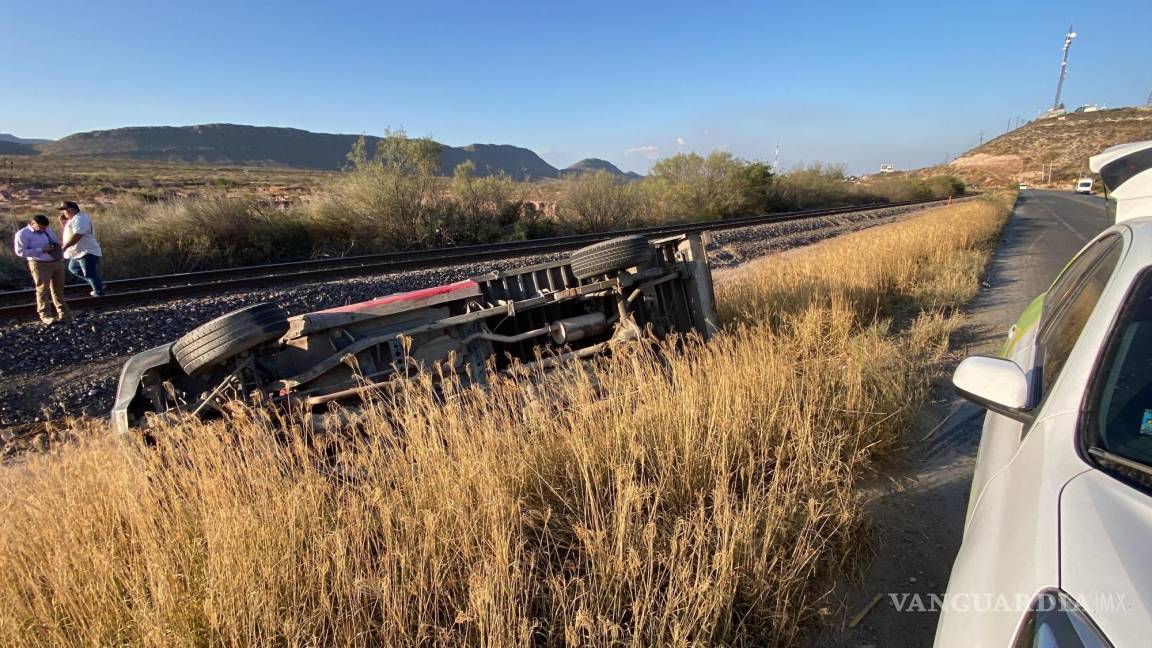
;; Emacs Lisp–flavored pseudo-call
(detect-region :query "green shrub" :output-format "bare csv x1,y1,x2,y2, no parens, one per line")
447,162,522,244
767,163,862,211
555,171,642,233
643,152,773,221
310,130,449,252
855,174,966,203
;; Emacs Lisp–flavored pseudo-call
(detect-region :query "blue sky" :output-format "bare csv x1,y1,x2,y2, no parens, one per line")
2,0,1150,174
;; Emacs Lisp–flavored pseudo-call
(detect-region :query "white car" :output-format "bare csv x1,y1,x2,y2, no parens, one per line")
1076,178,1094,194
936,141,1152,647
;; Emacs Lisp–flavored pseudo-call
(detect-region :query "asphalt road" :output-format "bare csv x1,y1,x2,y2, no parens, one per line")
999,190,1112,312
817,189,1113,648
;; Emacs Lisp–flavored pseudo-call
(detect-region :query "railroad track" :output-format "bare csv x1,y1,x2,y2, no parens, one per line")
0,197,963,321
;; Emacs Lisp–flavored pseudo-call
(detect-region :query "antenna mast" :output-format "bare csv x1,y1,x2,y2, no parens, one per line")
1052,25,1077,112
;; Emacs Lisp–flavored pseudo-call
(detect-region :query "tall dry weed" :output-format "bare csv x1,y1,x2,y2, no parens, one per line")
0,194,1012,646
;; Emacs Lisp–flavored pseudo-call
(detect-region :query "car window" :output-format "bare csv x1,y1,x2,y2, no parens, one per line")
1046,234,1121,313
1085,269,1152,488
1037,237,1123,398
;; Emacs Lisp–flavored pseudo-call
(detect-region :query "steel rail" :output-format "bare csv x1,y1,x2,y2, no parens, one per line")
0,196,963,321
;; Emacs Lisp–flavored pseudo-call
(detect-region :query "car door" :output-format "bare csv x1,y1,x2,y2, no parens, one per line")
1060,266,1152,647
965,234,1126,527
939,233,1129,647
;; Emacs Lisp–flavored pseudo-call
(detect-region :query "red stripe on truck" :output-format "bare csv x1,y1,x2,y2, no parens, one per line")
317,280,479,314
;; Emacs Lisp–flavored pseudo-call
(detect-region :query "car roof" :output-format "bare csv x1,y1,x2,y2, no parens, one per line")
1119,217,1152,267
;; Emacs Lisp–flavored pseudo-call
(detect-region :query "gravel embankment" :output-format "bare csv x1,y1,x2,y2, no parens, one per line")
0,202,946,428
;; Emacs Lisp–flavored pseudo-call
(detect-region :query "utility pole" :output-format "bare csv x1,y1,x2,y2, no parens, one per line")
773,142,780,174
979,130,984,145
1051,25,1077,112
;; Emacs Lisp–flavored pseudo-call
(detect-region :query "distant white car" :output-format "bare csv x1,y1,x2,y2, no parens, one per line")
1019,182,1029,190
936,141,1152,647
1076,178,1094,194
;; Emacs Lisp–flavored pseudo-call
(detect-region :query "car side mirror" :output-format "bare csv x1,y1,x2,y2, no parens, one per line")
952,356,1035,424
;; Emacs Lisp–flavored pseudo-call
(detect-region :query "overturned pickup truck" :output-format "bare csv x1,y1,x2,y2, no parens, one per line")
112,234,717,433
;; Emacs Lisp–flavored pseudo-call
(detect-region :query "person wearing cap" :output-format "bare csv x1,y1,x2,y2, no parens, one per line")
13,214,71,324
57,200,105,297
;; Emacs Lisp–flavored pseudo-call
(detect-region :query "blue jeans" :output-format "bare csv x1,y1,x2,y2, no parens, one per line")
68,254,104,296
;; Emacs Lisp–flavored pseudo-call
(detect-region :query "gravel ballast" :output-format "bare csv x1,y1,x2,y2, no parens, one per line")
0,201,953,428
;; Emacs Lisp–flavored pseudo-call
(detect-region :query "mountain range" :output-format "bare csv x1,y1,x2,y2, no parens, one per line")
4,124,639,181
0,133,47,156
0,141,37,156
0,133,53,146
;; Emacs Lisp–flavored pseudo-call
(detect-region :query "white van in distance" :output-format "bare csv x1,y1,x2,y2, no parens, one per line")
1075,178,1094,194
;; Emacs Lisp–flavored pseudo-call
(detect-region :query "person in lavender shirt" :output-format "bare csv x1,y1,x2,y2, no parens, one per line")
13,214,71,324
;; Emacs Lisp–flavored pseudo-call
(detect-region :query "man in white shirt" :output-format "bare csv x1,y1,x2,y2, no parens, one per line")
58,200,105,297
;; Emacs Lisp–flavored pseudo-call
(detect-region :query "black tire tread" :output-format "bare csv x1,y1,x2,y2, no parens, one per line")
570,236,655,280
172,303,289,375
175,318,286,368
174,309,287,360
173,303,281,353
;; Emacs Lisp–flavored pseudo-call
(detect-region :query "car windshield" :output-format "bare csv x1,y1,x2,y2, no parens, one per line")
1088,268,1152,484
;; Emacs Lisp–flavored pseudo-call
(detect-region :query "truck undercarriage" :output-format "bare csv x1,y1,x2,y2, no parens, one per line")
112,234,717,433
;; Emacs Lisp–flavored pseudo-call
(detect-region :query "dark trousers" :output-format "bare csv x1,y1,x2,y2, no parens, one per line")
68,254,104,295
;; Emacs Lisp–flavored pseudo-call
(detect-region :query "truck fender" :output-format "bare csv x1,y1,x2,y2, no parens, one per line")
111,343,175,434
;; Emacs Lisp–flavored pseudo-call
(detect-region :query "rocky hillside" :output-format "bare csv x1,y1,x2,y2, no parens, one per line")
561,158,642,179
947,107,1152,186
440,143,559,180
36,124,563,180
0,141,37,156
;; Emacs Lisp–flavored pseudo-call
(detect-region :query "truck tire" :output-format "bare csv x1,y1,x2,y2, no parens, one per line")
172,303,289,375
570,236,655,280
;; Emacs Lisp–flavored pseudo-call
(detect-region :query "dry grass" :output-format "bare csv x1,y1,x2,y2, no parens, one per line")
719,195,1012,327
0,195,1013,647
